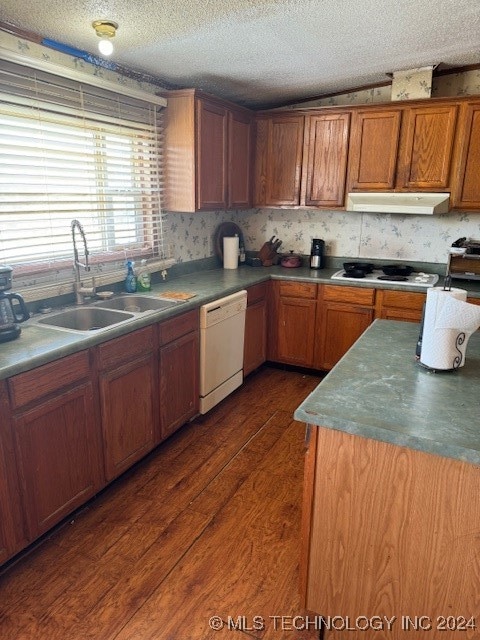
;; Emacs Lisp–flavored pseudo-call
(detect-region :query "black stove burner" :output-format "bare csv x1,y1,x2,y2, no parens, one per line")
377,275,409,282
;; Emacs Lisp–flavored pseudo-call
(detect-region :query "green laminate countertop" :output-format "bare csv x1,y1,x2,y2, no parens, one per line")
1,263,480,381
294,319,480,466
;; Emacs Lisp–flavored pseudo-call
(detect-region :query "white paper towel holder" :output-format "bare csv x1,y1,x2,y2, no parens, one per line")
416,276,480,372
417,331,467,372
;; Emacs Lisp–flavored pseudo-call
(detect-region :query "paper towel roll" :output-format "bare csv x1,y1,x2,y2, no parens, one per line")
419,287,480,370
223,236,239,269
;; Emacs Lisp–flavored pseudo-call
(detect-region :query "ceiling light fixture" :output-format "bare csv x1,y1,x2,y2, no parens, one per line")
92,20,118,57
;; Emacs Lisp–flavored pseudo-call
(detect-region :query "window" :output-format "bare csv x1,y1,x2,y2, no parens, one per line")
0,60,166,276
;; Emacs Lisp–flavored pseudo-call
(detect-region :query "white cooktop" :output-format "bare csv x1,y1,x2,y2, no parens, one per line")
331,269,439,288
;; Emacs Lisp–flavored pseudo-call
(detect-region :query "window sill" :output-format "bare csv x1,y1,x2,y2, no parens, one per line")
19,257,175,303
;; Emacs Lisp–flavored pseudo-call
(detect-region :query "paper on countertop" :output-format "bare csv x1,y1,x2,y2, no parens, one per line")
157,291,197,300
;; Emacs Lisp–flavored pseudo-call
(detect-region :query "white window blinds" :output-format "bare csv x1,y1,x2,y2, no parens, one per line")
0,60,166,274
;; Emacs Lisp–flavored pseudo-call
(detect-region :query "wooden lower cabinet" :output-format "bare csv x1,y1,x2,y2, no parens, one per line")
270,281,375,371
0,381,27,563
159,309,199,439
244,282,268,376
301,426,479,638
2,310,200,565
9,352,103,540
315,285,375,370
270,281,317,367
97,326,158,482
375,289,426,323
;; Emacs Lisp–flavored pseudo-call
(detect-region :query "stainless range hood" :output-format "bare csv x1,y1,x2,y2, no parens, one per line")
346,192,450,215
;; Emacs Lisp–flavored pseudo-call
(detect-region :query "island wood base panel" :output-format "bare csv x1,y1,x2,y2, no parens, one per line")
302,426,480,639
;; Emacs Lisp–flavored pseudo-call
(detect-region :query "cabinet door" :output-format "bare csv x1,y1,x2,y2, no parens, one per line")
453,101,480,209
316,286,375,370
303,113,350,207
265,115,305,205
317,302,373,370
348,109,402,190
196,98,228,209
244,299,267,376
160,330,199,439
0,382,26,563
399,104,458,189
99,354,157,482
13,383,102,539
375,289,425,323
228,109,252,208
277,297,317,367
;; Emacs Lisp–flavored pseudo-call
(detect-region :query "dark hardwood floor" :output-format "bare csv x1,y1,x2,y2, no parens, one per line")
0,366,322,640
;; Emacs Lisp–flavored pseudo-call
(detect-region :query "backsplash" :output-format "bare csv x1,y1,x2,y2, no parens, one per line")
166,208,480,266
165,210,240,263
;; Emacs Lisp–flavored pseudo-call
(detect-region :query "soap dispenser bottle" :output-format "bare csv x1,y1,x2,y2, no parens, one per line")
125,260,137,293
137,259,151,292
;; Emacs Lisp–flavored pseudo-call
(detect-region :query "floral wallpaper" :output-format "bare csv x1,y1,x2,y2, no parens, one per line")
391,66,434,101
165,207,480,267
235,208,480,265
282,69,480,109
0,30,165,96
164,210,239,263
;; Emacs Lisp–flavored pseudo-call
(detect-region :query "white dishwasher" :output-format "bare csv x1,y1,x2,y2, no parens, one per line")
199,290,247,414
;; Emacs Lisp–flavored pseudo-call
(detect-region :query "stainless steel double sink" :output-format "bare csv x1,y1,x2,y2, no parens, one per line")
36,295,183,332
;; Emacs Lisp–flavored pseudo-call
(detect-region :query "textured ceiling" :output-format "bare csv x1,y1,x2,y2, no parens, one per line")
1,0,480,108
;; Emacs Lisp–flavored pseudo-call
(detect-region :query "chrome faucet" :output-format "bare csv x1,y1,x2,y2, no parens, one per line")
71,219,95,304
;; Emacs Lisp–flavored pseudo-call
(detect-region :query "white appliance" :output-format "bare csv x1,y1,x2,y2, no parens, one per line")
199,290,247,414
331,269,439,288
346,192,450,215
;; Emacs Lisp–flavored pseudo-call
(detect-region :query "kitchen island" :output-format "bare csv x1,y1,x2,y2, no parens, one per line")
295,320,479,639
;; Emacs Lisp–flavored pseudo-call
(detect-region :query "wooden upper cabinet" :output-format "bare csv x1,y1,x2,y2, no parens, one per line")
452,100,480,209
347,101,459,194
261,114,305,206
302,112,351,207
228,108,253,208
399,103,458,190
348,108,402,190
163,89,252,212
196,98,228,209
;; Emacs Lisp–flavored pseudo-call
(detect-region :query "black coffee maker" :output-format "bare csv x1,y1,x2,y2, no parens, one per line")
0,265,30,343
310,239,325,269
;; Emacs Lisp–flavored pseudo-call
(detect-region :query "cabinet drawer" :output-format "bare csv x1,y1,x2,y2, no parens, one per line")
323,285,375,306
97,326,155,370
8,351,90,409
278,281,317,299
378,289,425,311
159,309,198,345
247,282,268,305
